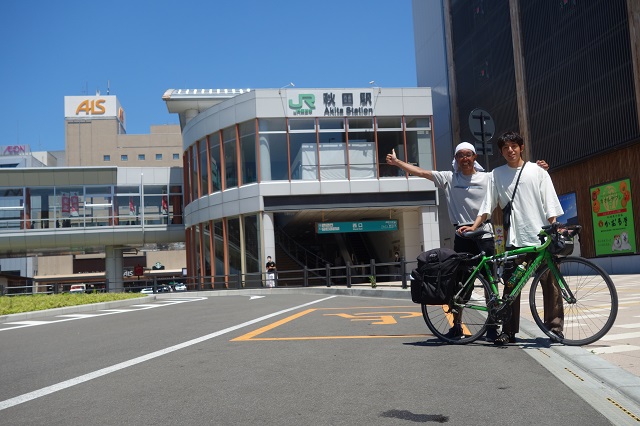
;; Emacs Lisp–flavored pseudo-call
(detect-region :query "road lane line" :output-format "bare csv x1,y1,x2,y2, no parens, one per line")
0,295,336,411
590,345,640,354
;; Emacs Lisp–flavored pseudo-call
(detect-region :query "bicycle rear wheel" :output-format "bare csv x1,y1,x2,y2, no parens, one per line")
421,273,492,344
529,256,618,346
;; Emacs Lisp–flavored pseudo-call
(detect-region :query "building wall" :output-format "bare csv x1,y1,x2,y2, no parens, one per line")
413,0,640,270
38,255,74,276
550,145,640,259
66,119,182,167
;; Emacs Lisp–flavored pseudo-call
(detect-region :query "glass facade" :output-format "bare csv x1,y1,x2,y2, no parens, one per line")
182,113,432,287
182,115,432,187
0,184,183,230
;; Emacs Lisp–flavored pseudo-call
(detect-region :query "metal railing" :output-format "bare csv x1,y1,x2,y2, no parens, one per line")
0,258,414,296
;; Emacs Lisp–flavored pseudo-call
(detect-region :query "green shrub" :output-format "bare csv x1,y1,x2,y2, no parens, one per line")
0,293,144,315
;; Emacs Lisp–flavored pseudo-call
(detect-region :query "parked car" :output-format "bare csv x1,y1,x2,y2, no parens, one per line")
173,282,187,292
140,287,154,294
69,284,86,294
157,285,172,293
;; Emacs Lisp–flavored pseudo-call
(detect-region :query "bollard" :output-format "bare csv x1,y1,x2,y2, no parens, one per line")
401,256,407,289
346,262,352,288
326,263,331,287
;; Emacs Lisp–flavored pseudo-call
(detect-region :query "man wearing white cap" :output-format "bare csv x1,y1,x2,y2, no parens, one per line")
386,142,547,339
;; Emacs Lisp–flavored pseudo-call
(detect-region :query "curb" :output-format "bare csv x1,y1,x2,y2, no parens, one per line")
518,318,640,405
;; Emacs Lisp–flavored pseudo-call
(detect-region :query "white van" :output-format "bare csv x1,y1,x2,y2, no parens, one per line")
69,284,86,294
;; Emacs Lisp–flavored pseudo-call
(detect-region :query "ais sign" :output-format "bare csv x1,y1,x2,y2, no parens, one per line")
64,95,126,131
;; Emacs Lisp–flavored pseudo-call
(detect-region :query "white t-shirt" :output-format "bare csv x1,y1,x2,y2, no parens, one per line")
431,171,493,237
479,162,564,247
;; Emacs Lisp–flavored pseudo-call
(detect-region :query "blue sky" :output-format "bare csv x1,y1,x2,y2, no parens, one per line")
0,1,417,152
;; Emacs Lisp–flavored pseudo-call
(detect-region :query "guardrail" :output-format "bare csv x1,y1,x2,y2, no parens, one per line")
0,258,415,296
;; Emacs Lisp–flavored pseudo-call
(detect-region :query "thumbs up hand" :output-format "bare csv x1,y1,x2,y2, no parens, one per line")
386,149,397,165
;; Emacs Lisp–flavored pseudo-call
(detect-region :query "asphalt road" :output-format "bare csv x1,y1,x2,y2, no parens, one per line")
0,292,637,425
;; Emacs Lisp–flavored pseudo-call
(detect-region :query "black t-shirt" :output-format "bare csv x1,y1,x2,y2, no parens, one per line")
266,261,276,271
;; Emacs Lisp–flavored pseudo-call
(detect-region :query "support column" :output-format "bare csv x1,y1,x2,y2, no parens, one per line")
262,211,276,267
419,205,442,252
105,246,124,292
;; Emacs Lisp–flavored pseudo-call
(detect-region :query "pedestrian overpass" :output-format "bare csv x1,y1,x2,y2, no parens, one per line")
0,166,185,291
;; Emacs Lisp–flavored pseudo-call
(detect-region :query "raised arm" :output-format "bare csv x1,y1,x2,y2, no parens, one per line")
386,149,435,181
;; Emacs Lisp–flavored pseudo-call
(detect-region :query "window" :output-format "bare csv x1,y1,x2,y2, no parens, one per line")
347,118,375,179
405,117,433,171
377,116,404,177
289,118,317,180
223,126,237,188
258,118,288,181
156,154,162,160
103,155,110,161
318,118,346,179
121,155,128,161
239,120,257,185
138,154,145,161
173,153,180,160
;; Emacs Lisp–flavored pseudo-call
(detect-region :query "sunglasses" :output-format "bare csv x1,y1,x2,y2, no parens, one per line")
455,152,475,159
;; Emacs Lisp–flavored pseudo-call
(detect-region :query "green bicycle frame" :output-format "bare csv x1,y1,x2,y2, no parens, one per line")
454,228,575,313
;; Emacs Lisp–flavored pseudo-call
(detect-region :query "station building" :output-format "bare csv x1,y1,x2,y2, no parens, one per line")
163,88,437,287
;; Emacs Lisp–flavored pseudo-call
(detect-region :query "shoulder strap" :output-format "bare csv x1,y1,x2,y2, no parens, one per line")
510,162,526,202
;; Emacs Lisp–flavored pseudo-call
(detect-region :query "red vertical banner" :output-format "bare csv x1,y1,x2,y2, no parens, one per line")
162,195,168,214
61,193,70,214
129,197,135,215
70,192,79,217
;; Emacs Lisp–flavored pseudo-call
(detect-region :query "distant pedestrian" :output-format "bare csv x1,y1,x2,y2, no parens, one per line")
265,256,277,288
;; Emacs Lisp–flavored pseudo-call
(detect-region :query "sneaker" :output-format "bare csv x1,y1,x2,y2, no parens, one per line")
549,330,564,343
494,332,516,345
444,324,463,339
485,327,499,342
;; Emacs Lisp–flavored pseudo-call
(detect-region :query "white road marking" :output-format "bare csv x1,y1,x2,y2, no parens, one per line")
57,314,101,318
600,331,640,341
4,321,51,326
250,296,265,300
0,297,208,332
615,323,640,329
589,345,640,354
0,295,336,411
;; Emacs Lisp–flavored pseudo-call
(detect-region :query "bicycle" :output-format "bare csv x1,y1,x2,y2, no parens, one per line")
421,223,618,346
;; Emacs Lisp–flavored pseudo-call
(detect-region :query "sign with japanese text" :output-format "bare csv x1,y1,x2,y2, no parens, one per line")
316,220,398,234
285,90,375,117
590,178,635,256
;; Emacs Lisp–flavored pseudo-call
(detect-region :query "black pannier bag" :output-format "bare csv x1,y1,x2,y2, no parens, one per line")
410,248,462,305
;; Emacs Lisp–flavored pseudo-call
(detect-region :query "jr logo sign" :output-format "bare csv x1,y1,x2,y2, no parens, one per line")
288,94,315,115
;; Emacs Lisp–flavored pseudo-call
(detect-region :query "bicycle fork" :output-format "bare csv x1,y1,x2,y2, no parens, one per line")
545,257,577,304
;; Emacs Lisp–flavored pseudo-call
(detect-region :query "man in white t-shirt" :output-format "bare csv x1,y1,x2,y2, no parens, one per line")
387,142,549,340
458,131,564,345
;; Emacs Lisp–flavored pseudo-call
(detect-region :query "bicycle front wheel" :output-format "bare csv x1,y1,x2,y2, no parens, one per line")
422,273,493,344
529,256,618,346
